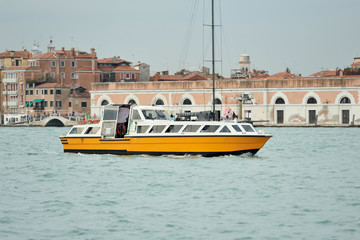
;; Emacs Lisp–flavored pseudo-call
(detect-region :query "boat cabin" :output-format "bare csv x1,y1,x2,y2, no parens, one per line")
65,104,260,139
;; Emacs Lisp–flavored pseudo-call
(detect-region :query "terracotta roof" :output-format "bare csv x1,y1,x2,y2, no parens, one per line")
113,65,138,72
310,70,337,78
35,82,65,88
0,50,32,59
30,50,95,60
269,72,301,79
97,66,114,71
30,52,56,59
183,73,206,80
251,73,270,79
158,75,184,81
203,74,219,80
98,58,131,64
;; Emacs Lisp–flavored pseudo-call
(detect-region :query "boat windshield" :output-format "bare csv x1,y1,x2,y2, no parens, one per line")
142,110,171,120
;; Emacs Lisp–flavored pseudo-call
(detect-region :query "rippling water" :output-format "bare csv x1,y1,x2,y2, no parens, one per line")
1,127,360,239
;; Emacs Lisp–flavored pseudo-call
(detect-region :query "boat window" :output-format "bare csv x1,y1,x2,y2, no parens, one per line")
69,127,84,134
137,125,150,133
220,126,231,133
142,110,171,120
149,125,166,133
201,125,220,133
103,108,118,120
241,124,255,132
232,125,242,132
132,109,141,120
84,127,100,134
182,125,201,133
165,125,183,133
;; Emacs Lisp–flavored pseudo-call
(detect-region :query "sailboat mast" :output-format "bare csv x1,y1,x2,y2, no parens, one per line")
211,0,216,119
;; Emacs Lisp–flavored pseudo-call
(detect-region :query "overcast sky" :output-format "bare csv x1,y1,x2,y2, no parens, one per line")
1,0,359,77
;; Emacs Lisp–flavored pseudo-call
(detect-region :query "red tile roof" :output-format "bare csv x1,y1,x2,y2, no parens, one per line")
113,65,138,72
35,82,67,88
98,58,131,64
97,66,114,71
183,73,206,80
310,70,337,78
0,50,32,59
30,50,95,60
269,72,301,79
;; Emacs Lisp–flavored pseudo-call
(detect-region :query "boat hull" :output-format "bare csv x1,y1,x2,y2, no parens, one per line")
60,135,271,157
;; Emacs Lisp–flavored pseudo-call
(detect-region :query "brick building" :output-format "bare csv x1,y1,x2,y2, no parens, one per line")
0,50,32,123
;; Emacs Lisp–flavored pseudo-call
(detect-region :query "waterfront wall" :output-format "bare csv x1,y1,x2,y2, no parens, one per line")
90,77,360,126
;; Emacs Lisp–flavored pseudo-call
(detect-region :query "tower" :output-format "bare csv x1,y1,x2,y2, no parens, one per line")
47,40,55,53
239,54,251,74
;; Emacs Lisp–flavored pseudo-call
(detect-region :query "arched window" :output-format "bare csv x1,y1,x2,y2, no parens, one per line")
101,100,109,106
307,97,317,104
183,99,192,105
155,99,164,105
215,98,222,104
340,97,351,104
275,98,285,104
128,99,137,105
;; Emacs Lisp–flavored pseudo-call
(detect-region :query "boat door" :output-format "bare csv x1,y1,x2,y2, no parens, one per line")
101,106,119,138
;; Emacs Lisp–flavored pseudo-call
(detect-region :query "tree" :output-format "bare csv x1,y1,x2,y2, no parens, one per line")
285,67,291,73
175,69,186,75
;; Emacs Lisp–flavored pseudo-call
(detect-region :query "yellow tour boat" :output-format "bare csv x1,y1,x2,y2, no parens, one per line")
60,104,271,157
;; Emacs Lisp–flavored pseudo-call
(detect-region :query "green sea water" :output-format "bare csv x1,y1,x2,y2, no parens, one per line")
1,127,359,239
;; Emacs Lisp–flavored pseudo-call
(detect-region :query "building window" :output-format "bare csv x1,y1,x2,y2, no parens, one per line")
51,61,56,67
215,98,222,104
56,90,61,95
36,90,38,95
101,100,109,106
71,72,77,79
50,90,53,94
50,101,53,107
340,97,351,104
44,90,48,95
69,102,72,107
307,97,317,104
71,61,76,67
183,99,192,105
26,90,29,95
56,101,62,108
81,102,87,108
60,72,65,79
30,90,33,95
155,99,164,105
275,98,285,104
128,99,137,105
60,61,65,67
44,101,48,107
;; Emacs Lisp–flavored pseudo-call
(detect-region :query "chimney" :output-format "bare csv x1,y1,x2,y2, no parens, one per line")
61,47,65,51
162,71,169,75
71,48,75,56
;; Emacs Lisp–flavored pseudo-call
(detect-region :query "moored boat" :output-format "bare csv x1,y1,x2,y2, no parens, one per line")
60,104,271,157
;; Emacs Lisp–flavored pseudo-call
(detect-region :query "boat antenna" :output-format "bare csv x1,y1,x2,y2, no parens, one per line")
211,0,216,120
